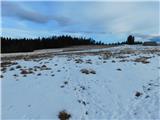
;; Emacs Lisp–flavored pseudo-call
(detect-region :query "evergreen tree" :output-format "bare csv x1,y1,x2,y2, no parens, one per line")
127,35,135,45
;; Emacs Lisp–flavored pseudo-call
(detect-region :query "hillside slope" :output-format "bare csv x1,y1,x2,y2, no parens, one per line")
1,45,160,120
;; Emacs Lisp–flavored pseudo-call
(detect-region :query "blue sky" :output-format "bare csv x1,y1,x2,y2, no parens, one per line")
1,0,160,43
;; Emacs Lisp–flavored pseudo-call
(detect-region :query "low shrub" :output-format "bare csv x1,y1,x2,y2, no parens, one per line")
58,110,71,120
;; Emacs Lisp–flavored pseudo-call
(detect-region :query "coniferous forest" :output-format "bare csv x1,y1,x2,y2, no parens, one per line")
1,35,103,53
1,35,142,53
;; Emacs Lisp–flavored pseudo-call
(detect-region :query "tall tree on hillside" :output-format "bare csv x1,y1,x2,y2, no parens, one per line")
127,35,135,45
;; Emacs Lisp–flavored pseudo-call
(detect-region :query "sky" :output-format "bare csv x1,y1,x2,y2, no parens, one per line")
1,0,160,43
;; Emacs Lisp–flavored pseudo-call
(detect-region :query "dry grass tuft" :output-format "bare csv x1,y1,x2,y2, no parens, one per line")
1,61,18,68
80,68,96,74
75,59,83,64
134,57,151,64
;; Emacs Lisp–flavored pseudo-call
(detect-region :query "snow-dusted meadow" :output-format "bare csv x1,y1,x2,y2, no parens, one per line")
1,45,160,120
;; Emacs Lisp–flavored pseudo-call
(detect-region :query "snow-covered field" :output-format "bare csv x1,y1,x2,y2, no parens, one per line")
1,45,160,120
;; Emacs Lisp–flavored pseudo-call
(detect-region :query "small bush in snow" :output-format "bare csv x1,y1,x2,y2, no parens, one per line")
16,65,21,69
64,81,68,85
90,70,96,74
119,59,129,62
80,69,90,74
51,74,55,77
112,60,116,63
75,59,83,64
41,65,47,68
58,110,71,120
13,74,18,77
20,69,33,74
103,61,107,63
9,67,15,71
0,75,4,78
60,85,64,88
86,59,92,64
37,73,41,76
85,111,88,115
116,68,122,71
135,91,143,97
80,69,96,74
20,70,28,74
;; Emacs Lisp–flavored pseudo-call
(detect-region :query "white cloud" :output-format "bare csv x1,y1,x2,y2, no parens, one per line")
59,1,159,34
1,1,159,42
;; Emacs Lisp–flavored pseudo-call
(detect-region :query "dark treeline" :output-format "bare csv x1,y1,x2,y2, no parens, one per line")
109,35,143,45
1,35,142,53
1,35,104,53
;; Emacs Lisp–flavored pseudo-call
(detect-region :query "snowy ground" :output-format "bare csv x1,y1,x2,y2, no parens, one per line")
1,45,160,120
